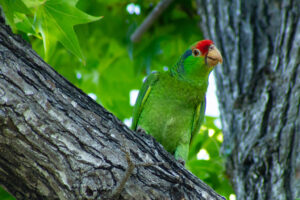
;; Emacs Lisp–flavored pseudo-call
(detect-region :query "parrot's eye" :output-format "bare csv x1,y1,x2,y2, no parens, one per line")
192,49,201,57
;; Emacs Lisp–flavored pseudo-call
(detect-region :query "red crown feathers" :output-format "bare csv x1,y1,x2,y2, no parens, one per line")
196,40,214,55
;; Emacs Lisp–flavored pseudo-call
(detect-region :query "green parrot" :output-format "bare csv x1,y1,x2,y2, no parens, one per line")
132,40,223,163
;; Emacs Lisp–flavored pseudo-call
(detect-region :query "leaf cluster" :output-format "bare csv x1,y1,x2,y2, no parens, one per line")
0,187,14,200
187,116,234,198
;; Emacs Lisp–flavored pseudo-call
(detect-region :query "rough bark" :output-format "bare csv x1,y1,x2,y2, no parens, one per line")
0,12,226,200
197,0,299,199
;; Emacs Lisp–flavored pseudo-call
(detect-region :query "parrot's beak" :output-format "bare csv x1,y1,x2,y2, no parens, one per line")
206,45,223,67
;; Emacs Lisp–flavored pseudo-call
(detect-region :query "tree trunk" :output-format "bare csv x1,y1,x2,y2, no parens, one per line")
197,0,299,199
0,13,226,200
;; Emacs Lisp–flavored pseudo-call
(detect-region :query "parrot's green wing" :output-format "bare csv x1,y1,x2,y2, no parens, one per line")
191,97,206,142
131,72,160,131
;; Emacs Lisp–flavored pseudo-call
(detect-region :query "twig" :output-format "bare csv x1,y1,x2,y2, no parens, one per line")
130,0,174,43
110,146,136,199
110,135,165,199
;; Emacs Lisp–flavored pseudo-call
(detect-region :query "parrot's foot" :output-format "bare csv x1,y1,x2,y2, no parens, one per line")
174,144,188,166
136,126,147,134
177,158,185,166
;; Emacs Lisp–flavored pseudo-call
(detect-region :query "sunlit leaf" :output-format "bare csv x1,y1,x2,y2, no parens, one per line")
14,13,39,38
0,0,31,30
32,0,102,61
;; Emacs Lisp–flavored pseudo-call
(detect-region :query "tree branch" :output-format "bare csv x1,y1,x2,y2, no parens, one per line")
196,0,300,199
130,0,174,43
0,17,225,200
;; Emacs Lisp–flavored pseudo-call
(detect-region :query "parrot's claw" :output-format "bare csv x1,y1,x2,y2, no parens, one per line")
136,126,147,134
177,158,185,166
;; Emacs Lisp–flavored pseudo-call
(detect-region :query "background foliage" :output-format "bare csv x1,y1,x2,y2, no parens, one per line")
0,0,234,199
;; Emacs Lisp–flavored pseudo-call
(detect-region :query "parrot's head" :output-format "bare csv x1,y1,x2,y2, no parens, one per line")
172,40,222,83
192,40,223,67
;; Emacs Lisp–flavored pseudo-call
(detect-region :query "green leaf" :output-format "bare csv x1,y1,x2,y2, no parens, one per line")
0,0,31,14
0,187,15,200
186,159,224,180
0,0,31,30
215,178,235,199
22,0,44,8
14,13,39,37
32,0,102,61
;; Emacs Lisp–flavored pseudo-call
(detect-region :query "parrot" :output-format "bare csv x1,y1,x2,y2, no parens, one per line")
131,40,223,164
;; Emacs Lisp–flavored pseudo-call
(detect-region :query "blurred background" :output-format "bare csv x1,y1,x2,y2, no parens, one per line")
0,0,235,199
